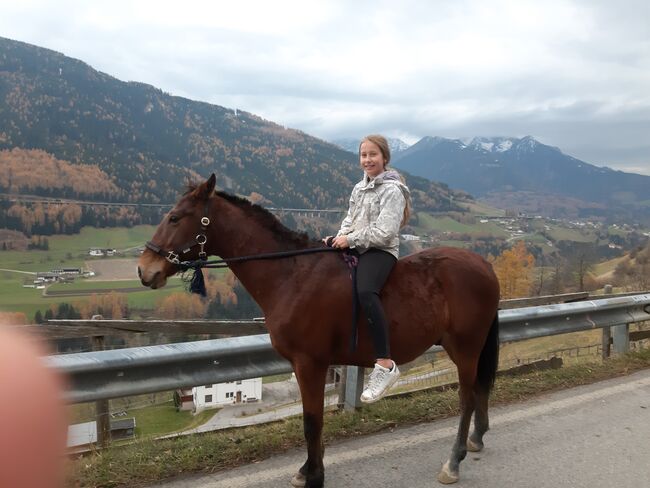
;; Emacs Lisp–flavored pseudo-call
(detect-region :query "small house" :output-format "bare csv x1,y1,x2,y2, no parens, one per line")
188,378,263,412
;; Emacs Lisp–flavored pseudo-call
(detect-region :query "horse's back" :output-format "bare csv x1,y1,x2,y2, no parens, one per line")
384,246,499,352
395,246,498,294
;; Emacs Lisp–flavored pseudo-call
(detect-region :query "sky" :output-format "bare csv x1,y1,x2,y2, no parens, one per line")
2,0,649,174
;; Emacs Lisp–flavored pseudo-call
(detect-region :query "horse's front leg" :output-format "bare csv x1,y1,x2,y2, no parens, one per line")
291,358,328,488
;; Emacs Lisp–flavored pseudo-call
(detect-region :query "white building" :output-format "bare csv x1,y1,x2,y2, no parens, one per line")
193,378,263,411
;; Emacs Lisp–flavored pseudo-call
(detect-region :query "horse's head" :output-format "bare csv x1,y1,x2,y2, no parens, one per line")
138,174,216,289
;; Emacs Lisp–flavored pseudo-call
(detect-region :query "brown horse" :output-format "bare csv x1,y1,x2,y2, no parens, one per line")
138,174,500,487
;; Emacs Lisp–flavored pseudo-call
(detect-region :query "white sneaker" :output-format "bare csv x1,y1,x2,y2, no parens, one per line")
360,362,400,403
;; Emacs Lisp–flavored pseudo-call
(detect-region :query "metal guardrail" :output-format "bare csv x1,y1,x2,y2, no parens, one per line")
499,294,650,342
46,335,293,404
44,294,650,405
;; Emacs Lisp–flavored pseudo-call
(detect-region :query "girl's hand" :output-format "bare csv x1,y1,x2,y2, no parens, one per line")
331,235,349,249
322,236,334,247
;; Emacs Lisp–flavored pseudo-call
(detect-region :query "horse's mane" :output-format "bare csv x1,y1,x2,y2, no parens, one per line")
185,184,316,249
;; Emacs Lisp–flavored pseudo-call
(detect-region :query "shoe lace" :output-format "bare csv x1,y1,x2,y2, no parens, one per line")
367,367,388,394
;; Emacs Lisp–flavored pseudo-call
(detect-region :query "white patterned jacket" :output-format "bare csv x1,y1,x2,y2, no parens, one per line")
336,170,411,259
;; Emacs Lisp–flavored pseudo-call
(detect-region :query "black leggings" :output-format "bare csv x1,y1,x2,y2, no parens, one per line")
356,248,397,359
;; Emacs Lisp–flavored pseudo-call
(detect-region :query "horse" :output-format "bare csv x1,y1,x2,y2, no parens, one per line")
138,174,500,487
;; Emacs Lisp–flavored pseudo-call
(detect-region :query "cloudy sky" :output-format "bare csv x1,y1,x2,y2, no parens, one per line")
2,0,649,174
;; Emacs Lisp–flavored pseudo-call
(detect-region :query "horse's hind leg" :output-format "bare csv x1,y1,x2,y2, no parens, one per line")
438,360,477,484
291,359,328,488
468,384,490,452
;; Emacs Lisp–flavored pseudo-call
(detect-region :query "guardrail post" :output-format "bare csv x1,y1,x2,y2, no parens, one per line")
92,334,111,447
601,285,614,359
601,326,611,359
612,323,630,355
344,366,364,411
336,366,347,408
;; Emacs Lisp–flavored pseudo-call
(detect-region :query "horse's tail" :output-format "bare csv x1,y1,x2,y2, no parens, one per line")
476,312,499,393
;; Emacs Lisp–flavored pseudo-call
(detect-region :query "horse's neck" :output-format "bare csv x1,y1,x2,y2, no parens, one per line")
209,200,303,312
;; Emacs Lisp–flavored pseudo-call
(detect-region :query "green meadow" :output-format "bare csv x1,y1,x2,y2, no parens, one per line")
414,212,510,238
0,225,240,321
0,225,177,319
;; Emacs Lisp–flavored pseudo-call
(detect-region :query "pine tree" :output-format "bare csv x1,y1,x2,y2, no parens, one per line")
34,310,43,324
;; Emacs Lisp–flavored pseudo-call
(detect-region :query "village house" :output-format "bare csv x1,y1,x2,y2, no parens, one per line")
176,378,263,412
89,248,117,256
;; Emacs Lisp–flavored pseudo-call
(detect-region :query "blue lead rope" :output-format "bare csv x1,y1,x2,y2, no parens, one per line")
189,264,207,296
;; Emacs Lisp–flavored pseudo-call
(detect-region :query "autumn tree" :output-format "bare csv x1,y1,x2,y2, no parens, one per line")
204,270,238,305
489,240,535,299
156,292,207,319
77,292,128,319
0,311,28,325
613,241,650,291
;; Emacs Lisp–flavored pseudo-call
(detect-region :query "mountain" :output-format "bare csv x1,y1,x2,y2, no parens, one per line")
393,136,650,220
0,37,460,218
332,137,410,157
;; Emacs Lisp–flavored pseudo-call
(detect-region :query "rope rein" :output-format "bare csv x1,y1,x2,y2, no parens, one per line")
177,246,342,271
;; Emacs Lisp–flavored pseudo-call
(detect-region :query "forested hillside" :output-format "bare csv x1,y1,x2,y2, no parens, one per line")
0,36,465,237
0,148,119,198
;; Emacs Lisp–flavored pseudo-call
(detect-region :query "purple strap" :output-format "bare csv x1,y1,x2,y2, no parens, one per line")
343,251,360,352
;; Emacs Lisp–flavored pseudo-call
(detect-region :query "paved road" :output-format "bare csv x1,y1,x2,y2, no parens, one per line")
154,369,650,488
0,268,36,275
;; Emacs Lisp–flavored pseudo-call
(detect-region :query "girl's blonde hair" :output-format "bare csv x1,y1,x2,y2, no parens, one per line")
359,134,411,228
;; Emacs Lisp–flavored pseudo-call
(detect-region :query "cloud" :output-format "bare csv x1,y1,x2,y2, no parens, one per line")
1,0,648,174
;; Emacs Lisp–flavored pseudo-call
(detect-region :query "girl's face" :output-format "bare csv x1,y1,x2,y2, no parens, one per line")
360,140,386,178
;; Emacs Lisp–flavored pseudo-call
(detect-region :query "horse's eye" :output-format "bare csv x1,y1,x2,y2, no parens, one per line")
169,214,180,223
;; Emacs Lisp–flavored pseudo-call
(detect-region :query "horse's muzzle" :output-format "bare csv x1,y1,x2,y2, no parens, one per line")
137,266,164,289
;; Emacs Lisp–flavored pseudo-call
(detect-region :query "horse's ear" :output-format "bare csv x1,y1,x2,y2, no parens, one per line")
195,174,216,200
206,173,216,195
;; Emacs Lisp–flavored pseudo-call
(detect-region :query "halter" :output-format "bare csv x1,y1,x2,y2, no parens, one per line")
144,200,212,266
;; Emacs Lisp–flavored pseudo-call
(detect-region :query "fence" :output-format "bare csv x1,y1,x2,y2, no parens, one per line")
44,293,650,445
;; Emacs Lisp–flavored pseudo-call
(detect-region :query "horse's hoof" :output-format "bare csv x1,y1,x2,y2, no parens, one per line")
437,461,459,484
467,438,484,452
290,472,306,487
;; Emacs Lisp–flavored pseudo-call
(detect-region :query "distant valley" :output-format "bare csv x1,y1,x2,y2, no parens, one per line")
1,34,649,235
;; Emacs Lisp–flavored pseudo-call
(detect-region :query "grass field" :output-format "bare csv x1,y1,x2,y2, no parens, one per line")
47,225,158,254
0,225,189,319
0,225,158,272
0,274,52,318
592,255,627,278
545,226,597,242
130,403,214,437
415,213,509,238
70,399,215,439
457,200,505,217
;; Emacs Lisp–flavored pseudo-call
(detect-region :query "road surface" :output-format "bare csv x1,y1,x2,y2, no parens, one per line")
154,368,650,487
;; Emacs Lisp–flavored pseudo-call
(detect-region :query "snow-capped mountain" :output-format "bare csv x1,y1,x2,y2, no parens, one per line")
392,135,650,219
